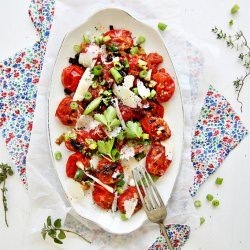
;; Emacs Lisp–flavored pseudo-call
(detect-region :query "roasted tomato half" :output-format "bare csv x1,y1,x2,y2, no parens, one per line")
147,53,163,74
119,103,145,122
103,29,134,50
142,100,164,118
66,152,90,178
152,68,175,103
55,96,83,126
118,187,144,215
96,158,123,185
65,130,91,152
92,184,115,209
141,116,171,141
146,142,171,176
61,65,85,92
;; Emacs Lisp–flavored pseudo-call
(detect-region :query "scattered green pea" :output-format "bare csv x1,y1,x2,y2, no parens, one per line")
229,19,234,26
120,213,128,221
206,194,214,202
212,199,220,207
54,151,62,161
158,22,168,31
215,177,223,185
70,101,78,110
194,200,202,208
200,217,205,225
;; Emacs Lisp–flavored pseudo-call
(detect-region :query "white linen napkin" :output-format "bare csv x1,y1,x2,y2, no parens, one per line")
26,0,202,248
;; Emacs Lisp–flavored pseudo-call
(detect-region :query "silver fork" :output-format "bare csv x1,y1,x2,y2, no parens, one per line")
132,166,174,250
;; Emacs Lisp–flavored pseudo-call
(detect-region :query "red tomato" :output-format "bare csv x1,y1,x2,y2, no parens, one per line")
152,68,175,103
146,142,171,176
96,158,123,185
92,184,115,209
89,125,107,140
141,100,164,118
103,29,134,50
117,187,143,214
55,96,83,126
102,63,113,82
61,65,85,92
128,55,140,77
141,116,171,141
66,152,90,178
147,53,163,73
119,103,145,122
88,85,103,99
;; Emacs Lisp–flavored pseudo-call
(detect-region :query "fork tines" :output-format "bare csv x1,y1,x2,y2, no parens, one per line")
132,166,164,211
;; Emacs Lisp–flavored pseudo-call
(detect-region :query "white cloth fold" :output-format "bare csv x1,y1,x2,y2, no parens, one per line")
26,0,202,249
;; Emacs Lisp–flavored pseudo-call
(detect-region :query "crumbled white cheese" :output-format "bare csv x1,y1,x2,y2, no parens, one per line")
104,126,122,138
65,179,84,200
123,75,134,89
73,68,94,101
165,143,174,161
113,84,142,108
76,162,114,193
111,192,118,213
124,198,138,219
112,98,126,129
144,69,152,81
137,79,150,100
75,115,100,130
128,178,135,187
120,145,135,160
112,170,120,179
112,57,120,62
78,44,100,68
90,155,100,169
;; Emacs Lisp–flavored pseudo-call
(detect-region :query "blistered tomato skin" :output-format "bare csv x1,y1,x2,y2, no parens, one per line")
92,184,115,209
141,116,171,141
66,152,90,178
96,158,124,185
146,142,171,176
119,103,145,122
61,65,85,92
147,53,163,74
103,29,134,50
152,68,175,103
142,100,164,118
117,187,143,214
55,96,83,126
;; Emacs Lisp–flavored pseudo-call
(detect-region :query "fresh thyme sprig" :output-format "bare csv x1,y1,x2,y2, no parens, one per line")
0,163,13,227
212,26,250,112
41,216,91,244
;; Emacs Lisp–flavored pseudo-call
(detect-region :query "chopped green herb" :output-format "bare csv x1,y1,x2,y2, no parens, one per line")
158,22,168,31
120,213,128,221
97,138,120,161
149,89,156,99
94,106,120,131
139,70,148,79
231,4,240,14
133,87,139,95
93,65,103,76
70,101,78,110
212,199,220,207
194,200,202,208
215,177,223,185
229,19,234,26
83,35,90,44
200,217,205,225
134,152,146,161
117,131,125,140
124,58,129,68
84,91,92,101
91,81,98,89
102,90,112,97
103,35,111,43
94,35,103,45
54,151,62,161
130,46,138,55
73,45,81,53
206,194,214,202
74,169,84,182
142,133,149,140
137,36,146,45
116,187,124,194
110,67,123,84
125,121,143,139
83,96,102,115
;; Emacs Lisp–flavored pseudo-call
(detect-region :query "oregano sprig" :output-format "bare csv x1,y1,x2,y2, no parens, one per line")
41,216,91,244
0,163,13,227
212,26,250,111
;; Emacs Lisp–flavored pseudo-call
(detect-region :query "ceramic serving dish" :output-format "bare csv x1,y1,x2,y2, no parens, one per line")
48,7,184,234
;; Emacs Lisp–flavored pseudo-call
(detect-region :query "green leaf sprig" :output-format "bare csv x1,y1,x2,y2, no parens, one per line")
41,216,91,244
212,26,250,112
97,138,120,162
0,163,13,227
94,106,120,131
125,121,143,139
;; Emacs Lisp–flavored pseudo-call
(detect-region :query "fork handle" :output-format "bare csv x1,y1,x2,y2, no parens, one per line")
160,223,174,250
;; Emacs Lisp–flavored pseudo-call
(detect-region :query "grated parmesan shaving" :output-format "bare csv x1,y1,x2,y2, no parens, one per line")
124,198,138,219
75,115,100,130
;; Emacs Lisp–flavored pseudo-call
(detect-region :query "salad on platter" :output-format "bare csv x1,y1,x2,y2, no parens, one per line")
54,25,175,220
